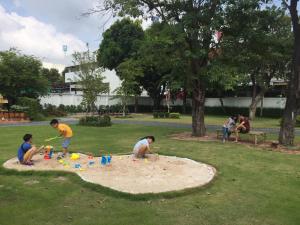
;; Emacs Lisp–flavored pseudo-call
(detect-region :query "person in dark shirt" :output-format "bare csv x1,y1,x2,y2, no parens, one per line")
17,134,43,165
234,115,250,142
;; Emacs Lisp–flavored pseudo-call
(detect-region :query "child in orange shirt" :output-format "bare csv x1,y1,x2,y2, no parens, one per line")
50,119,73,157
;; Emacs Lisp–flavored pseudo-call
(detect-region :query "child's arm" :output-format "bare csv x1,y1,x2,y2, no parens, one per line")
223,119,229,126
147,145,153,154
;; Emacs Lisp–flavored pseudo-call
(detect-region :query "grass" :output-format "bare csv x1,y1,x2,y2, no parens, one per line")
0,124,300,225
113,114,284,129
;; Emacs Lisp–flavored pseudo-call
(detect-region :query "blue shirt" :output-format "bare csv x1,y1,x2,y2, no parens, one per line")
17,142,32,162
133,139,149,150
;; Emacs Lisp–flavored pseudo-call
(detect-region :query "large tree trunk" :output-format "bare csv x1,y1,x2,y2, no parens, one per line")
279,93,297,145
249,90,266,120
279,2,300,145
192,81,206,136
153,96,162,110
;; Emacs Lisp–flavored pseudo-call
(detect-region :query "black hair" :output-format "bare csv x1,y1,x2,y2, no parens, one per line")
50,119,59,125
140,136,155,142
23,134,32,142
231,115,238,123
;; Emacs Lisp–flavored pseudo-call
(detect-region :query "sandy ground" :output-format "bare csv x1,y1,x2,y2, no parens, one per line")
3,153,216,194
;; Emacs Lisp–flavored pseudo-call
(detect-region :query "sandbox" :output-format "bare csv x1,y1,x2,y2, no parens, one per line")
3,153,216,194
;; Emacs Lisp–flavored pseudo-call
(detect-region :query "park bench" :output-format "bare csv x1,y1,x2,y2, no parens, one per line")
216,129,266,145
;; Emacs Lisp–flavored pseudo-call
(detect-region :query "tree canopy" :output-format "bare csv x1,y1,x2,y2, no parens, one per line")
0,49,49,105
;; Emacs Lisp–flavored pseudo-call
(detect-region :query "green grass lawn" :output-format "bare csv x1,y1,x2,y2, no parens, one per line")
113,114,283,128
0,124,300,225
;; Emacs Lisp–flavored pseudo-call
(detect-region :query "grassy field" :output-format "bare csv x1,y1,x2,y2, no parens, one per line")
0,124,300,225
113,114,283,129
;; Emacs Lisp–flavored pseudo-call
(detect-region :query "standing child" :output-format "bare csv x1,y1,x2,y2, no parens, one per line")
50,119,73,157
133,136,155,158
222,115,237,143
17,134,43,165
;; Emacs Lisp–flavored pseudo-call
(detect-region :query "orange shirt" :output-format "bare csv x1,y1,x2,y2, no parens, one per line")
57,123,73,138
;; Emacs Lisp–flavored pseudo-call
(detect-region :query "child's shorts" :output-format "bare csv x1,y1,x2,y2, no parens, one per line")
62,138,71,148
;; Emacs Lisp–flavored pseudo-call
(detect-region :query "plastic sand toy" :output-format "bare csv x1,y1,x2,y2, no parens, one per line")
70,153,80,160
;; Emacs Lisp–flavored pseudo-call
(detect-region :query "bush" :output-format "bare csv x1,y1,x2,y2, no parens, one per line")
43,104,67,117
295,115,300,127
153,111,170,118
17,97,42,121
34,113,46,121
79,115,112,127
169,113,180,119
10,105,28,112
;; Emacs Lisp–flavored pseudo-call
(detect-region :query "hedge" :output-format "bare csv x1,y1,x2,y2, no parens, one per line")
79,115,112,127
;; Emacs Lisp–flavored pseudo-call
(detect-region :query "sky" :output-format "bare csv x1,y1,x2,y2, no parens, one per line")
0,0,117,71
0,0,290,71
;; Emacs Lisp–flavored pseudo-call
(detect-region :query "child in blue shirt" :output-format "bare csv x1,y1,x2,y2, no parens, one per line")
133,136,155,158
17,134,43,165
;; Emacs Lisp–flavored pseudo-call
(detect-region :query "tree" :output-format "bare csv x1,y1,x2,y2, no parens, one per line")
73,50,109,113
224,4,292,120
111,80,138,116
0,49,49,106
98,18,144,111
98,18,144,70
115,58,143,112
278,0,300,145
136,22,183,109
94,0,262,136
41,68,64,86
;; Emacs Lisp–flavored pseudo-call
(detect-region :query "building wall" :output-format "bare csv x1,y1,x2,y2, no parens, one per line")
40,94,286,109
64,69,122,95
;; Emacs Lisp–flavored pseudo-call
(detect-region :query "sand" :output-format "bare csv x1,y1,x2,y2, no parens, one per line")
3,153,216,194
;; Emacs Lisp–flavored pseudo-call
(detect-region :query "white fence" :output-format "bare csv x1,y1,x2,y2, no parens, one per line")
40,93,286,109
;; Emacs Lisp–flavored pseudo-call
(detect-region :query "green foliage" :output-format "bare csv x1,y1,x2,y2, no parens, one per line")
111,80,138,116
0,49,49,105
296,115,300,127
79,115,112,127
16,97,42,121
223,5,292,100
153,111,169,119
9,105,28,112
169,113,180,119
43,104,67,117
41,68,64,86
98,18,144,70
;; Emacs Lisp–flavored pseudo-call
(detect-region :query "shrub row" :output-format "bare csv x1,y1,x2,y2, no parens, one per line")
79,115,112,127
153,111,181,119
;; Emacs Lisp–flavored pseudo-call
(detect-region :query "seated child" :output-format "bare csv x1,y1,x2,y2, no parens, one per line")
50,119,73,157
235,115,250,142
222,115,237,143
17,134,42,165
132,136,155,158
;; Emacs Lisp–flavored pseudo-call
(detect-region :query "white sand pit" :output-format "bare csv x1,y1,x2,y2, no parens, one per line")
3,153,216,194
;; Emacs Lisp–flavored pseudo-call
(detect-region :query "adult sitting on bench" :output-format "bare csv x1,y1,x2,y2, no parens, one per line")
235,115,250,142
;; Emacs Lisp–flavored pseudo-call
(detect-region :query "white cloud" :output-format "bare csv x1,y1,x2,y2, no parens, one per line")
0,4,86,66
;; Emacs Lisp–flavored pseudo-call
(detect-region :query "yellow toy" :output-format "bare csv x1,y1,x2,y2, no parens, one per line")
70,153,80,160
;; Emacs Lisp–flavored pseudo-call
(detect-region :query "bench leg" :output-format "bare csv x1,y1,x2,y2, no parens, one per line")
254,135,257,145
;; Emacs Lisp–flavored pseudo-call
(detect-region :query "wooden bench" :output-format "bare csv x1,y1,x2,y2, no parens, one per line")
216,129,266,145
216,129,223,139
248,131,267,145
